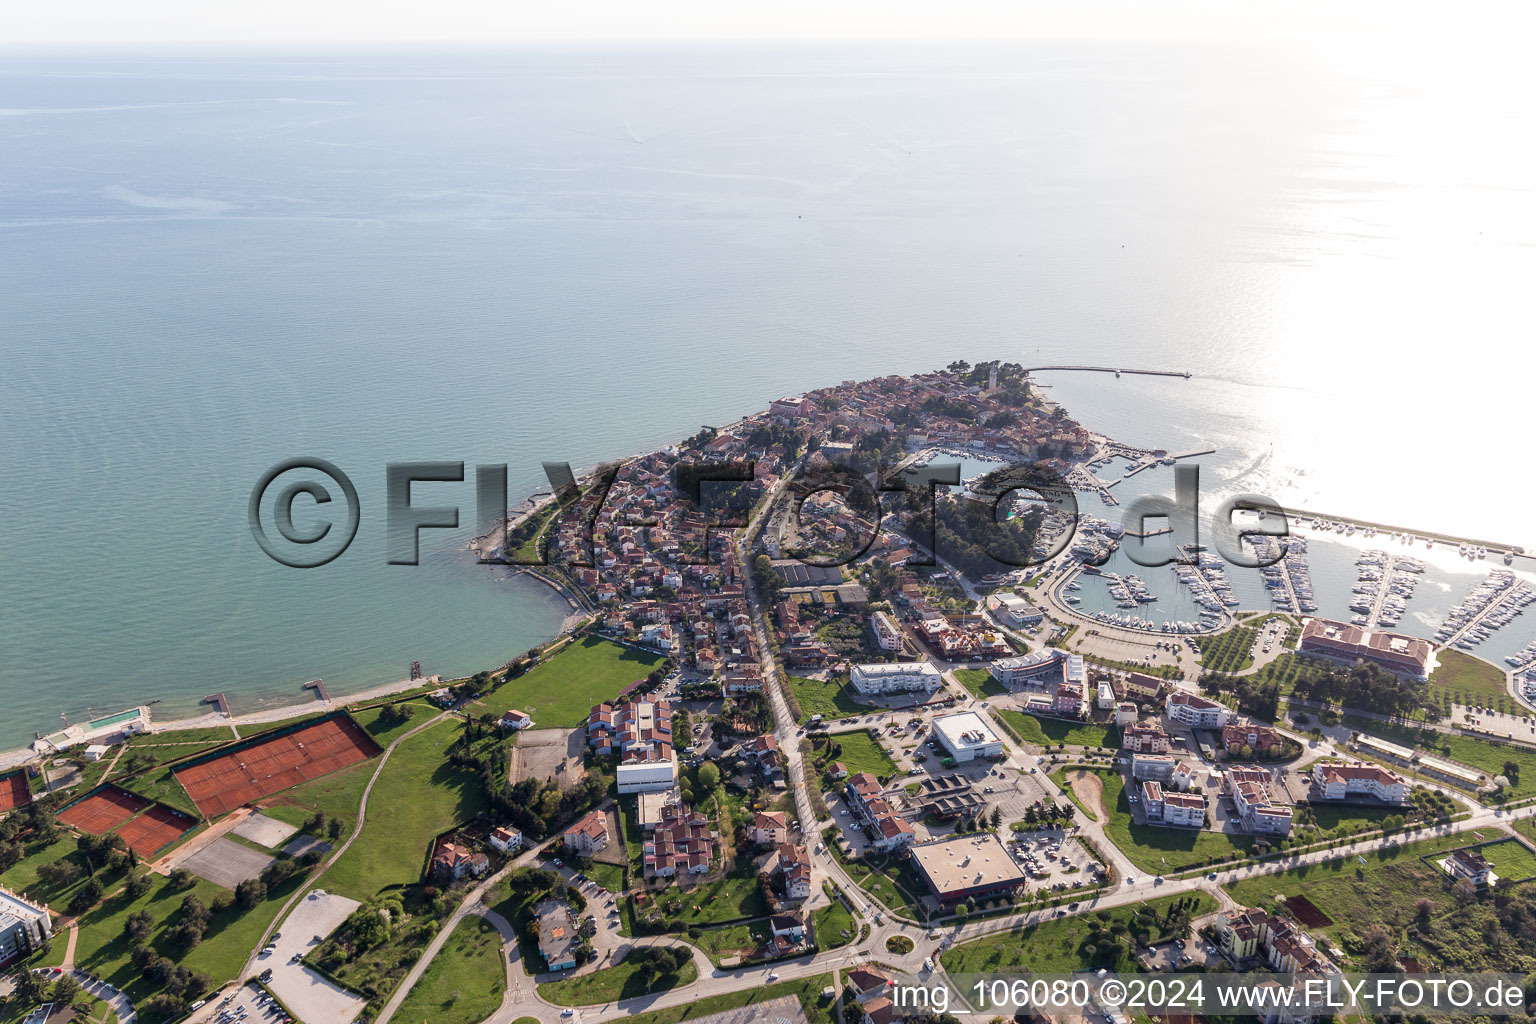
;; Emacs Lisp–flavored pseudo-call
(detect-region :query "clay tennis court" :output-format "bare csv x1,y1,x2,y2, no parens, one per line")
114,803,198,858
57,785,150,834
174,715,380,817
0,771,31,813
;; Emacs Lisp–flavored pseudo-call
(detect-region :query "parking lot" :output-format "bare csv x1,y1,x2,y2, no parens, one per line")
820,707,1074,847
1138,936,1214,972
196,980,292,1024
255,889,368,1024
1006,829,1106,893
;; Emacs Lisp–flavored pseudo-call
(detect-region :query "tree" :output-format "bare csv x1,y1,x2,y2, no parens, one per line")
328,817,344,840
125,871,153,900
696,762,721,792
124,909,154,941
50,974,82,1006
235,878,267,909
168,867,195,890
68,877,105,916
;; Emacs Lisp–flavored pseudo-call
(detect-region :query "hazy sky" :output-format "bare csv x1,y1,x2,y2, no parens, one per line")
2,0,1450,46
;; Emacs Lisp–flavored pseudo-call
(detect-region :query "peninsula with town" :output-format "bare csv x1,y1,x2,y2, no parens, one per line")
4,362,1536,1024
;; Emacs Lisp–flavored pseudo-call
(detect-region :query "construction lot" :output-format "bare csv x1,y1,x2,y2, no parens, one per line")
511,727,584,790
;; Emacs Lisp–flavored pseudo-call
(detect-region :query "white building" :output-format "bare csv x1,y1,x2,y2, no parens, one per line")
932,712,1004,763
1311,762,1409,804
871,612,904,652
0,887,52,965
488,826,523,854
849,661,942,696
1165,690,1232,729
1096,682,1117,710
1131,753,1176,782
989,649,1063,689
987,592,1043,627
1115,702,1139,726
1142,781,1206,828
618,759,678,794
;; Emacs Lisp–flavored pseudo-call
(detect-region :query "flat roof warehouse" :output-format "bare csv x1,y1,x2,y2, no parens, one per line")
908,833,1027,905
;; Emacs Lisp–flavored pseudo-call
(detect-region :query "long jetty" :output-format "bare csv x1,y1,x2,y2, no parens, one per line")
1023,365,1193,379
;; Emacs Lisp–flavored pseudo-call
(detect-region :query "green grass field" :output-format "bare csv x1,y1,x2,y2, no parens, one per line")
475,637,665,726
954,668,1008,699
536,946,697,1005
585,860,626,893
824,832,924,917
996,709,1118,749
353,702,444,748
1428,649,1510,704
1197,624,1257,674
812,894,856,950
1469,836,1536,882
259,757,375,837
822,729,897,781
1223,830,1520,948
941,892,1215,974
687,920,766,964
632,871,768,926
1074,768,1254,872
391,916,507,1024
110,727,238,776
43,868,309,1021
115,764,202,819
323,717,488,900
786,673,866,723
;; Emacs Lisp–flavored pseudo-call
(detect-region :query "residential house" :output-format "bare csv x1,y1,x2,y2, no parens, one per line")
563,809,610,857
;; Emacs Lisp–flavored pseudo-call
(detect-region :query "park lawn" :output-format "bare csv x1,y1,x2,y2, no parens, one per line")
825,834,923,918
826,730,897,781
476,637,665,726
621,972,836,1024
813,894,856,950
49,868,309,1020
1084,769,1254,872
787,674,866,723
584,860,626,893
392,916,507,1024
688,920,766,964
1428,649,1509,704
0,834,91,906
536,946,697,1005
954,668,1008,699
941,892,1215,974
323,717,488,901
1197,625,1257,674
636,871,768,926
1307,801,1405,837
996,709,1118,750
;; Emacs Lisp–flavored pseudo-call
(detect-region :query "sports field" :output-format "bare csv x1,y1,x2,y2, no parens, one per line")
173,714,380,817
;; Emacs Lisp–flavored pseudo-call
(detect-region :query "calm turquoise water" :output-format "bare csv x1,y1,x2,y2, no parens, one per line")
3,44,1534,746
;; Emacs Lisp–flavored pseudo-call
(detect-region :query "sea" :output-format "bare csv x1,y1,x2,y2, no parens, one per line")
3,41,1535,748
